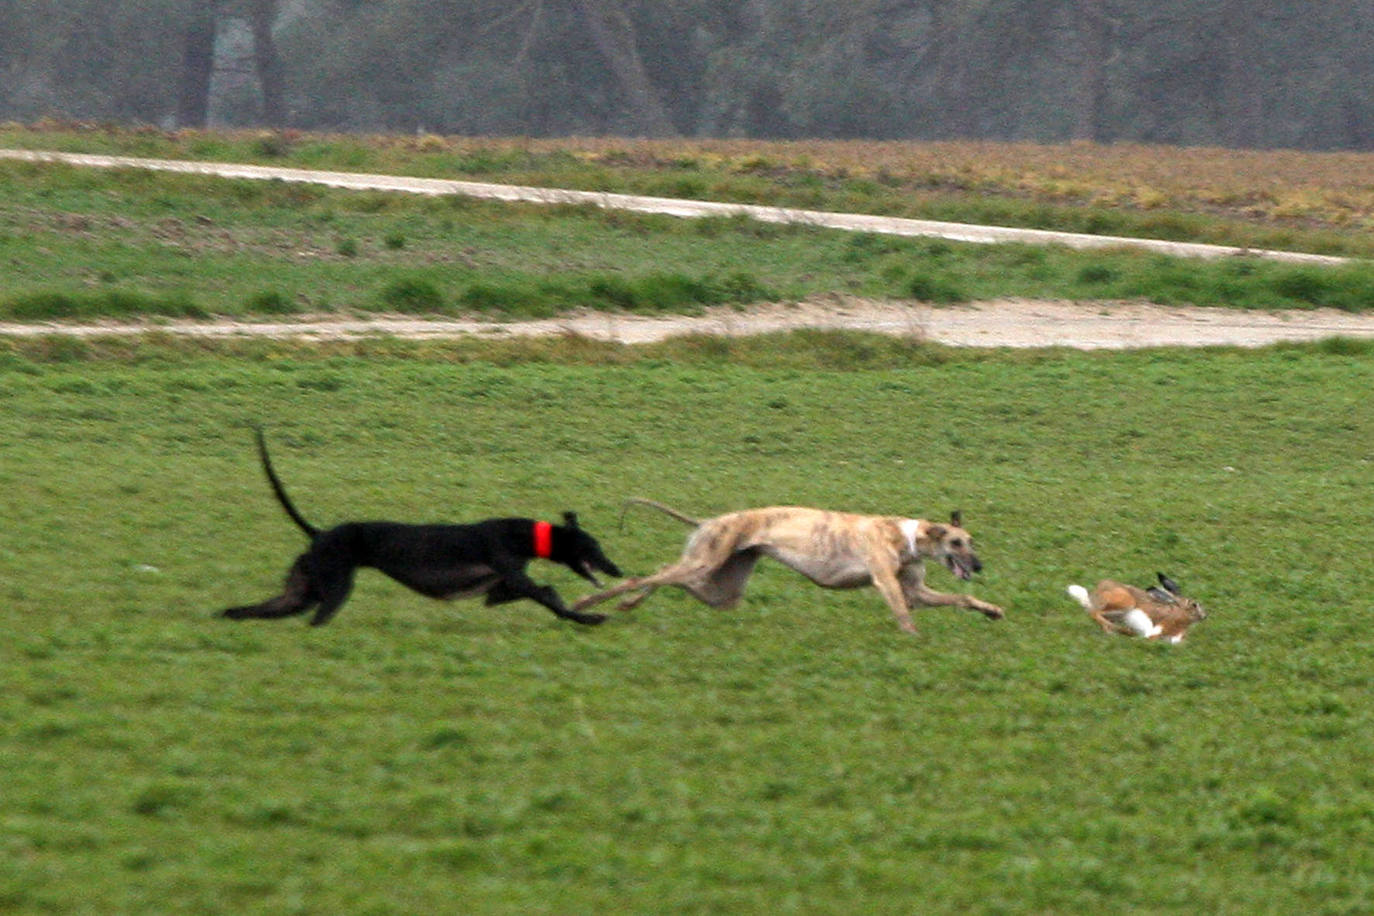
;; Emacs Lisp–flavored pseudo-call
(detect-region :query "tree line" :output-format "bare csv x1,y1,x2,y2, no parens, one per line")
3,0,1372,150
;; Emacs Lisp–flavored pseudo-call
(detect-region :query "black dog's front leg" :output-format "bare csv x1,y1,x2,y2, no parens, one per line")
491,566,606,626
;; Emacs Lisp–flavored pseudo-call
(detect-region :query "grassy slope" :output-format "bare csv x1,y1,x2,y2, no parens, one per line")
3,156,1374,323
4,124,1374,256
2,347,1372,914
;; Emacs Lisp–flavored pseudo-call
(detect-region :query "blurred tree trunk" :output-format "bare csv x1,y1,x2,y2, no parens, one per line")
1072,0,1112,141
573,0,676,136
1217,0,1263,147
176,2,219,127
929,0,975,138
248,0,286,125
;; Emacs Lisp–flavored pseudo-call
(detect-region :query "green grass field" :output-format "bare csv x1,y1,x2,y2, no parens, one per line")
3,129,1373,913
2,342,1372,914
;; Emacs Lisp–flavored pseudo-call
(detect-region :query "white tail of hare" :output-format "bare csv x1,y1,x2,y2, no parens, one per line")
1067,572,1207,643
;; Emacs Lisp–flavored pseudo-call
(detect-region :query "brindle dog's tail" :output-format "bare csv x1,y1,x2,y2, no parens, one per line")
620,497,701,530
254,426,319,539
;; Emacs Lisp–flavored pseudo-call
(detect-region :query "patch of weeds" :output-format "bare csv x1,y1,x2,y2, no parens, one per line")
842,232,914,263
1077,264,1116,285
130,783,195,818
1313,336,1374,356
2,289,206,320
906,272,969,303
245,289,298,315
459,282,527,313
380,278,446,313
252,132,295,158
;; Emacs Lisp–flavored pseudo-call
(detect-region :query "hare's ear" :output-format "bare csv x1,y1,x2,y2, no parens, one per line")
949,510,963,528
1146,587,1173,604
1156,572,1181,595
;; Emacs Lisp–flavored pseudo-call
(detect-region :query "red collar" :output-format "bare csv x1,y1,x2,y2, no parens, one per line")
533,520,553,559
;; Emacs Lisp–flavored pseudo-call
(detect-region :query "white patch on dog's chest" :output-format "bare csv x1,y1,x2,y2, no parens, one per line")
898,519,923,556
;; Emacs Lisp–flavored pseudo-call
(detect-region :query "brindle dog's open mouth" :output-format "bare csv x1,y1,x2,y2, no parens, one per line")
945,555,977,581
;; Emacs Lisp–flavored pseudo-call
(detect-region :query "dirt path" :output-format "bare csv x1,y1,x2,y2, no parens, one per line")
3,298,1373,349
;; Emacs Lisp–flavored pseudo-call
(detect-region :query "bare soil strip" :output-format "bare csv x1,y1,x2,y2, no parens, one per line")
3,299,1373,350
0,148,1350,265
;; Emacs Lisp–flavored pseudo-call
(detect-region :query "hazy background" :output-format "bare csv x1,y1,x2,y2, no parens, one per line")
2,0,1371,149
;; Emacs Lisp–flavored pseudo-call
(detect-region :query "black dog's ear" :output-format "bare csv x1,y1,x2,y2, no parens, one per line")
950,510,963,528
1157,572,1181,594
562,511,581,530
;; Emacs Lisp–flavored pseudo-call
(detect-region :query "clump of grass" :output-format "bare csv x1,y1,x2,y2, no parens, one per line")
245,290,298,315
1,289,206,320
458,282,527,313
905,272,970,303
1071,254,1374,311
251,131,296,159
1266,265,1374,310
379,278,446,313
451,271,775,318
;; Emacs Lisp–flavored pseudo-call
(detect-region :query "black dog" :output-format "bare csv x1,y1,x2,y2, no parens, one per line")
220,429,622,627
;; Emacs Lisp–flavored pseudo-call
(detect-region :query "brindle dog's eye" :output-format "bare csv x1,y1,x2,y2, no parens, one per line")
950,538,964,548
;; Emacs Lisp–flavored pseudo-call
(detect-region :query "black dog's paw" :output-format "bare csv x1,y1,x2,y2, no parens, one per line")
566,611,608,626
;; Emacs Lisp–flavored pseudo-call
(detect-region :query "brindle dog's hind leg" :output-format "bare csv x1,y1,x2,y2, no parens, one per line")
603,552,759,612
221,556,318,620
574,559,708,612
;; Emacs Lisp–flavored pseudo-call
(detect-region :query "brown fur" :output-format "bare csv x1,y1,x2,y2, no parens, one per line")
1068,573,1207,643
575,500,1004,635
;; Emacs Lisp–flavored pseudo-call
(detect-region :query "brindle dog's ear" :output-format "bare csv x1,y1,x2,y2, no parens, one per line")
950,510,963,528
562,511,581,530
925,524,947,541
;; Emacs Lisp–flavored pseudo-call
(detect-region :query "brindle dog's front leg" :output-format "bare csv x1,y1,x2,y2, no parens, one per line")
900,564,1004,619
869,561,920,634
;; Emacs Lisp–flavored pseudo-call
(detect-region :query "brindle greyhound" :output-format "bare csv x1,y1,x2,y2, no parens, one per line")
220,429,621,627
573,499,1004,635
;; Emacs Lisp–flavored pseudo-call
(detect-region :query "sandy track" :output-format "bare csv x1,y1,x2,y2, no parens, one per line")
3,298,1373,350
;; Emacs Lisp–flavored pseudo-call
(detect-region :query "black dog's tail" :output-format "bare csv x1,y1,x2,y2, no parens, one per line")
254,427,318,539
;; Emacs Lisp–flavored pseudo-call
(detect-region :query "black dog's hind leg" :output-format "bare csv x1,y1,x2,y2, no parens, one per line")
488,567,607,626
222,557,318,620
307,561,357,627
